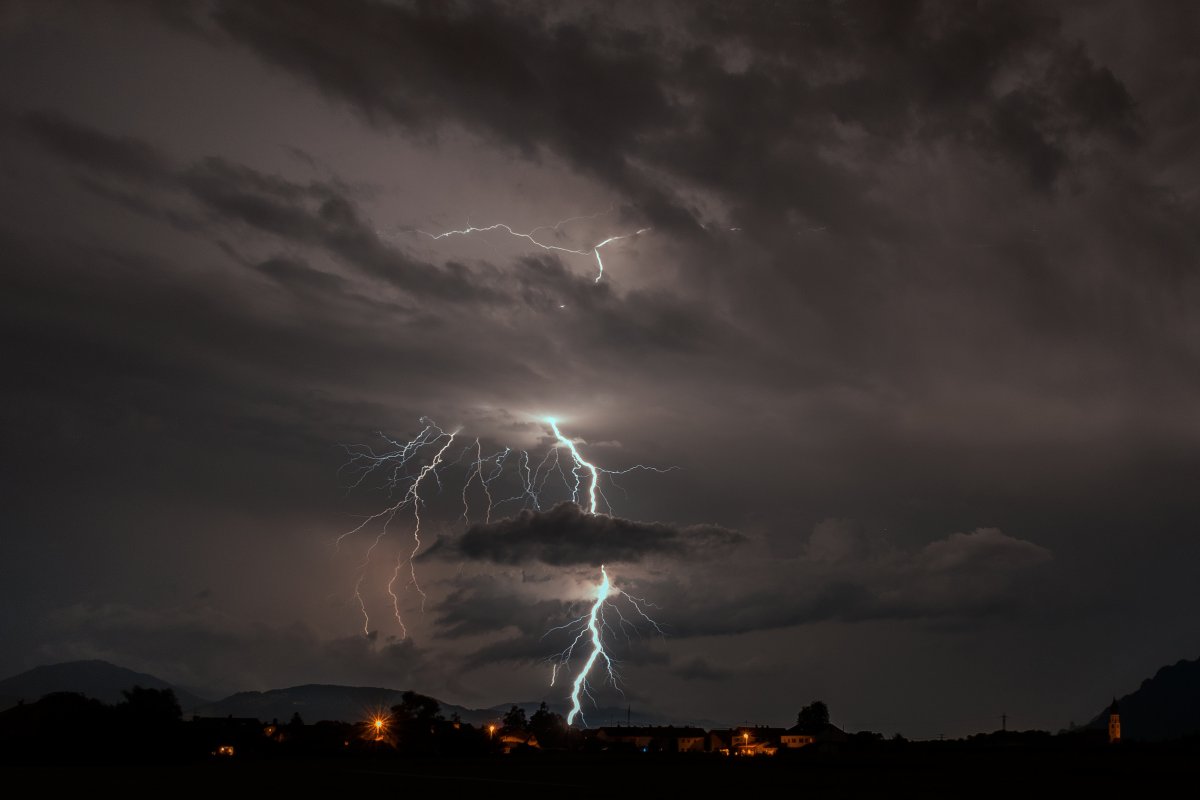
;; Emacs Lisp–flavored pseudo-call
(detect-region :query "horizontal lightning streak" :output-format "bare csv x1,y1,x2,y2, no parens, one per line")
417,219,649,283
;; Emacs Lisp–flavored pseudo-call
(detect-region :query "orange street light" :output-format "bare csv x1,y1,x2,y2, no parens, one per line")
370,716,388,741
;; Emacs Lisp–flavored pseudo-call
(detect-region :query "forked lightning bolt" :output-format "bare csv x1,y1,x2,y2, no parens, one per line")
418,218,650,283
340,417,665,727
566,565,613,726
537,419,665,727
547,563,664,727
548,418,600,514
338,420,458,637
339,417,670,658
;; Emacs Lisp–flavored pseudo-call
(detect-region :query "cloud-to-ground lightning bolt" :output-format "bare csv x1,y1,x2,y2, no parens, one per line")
417,217,650,283
339,415,667,709
401,431,457,612
545,560,665,728
566,565,613,726
537,418,666,728
337,421,458,636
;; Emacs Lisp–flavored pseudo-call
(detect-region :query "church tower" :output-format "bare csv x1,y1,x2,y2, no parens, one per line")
1107,698,1121,744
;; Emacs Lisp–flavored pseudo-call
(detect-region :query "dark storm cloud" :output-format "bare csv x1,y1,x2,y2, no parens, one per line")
688,1,1139,192
511,254,720,355
659,526,1055,638
428,571,673,671
153,0,1191,414
19,110,174,183
17,111,494,302
206,0,676,195
428,501,744,566
431,575,574,670
194,0,1140,226
180,157,496,301
671,657,732,682
437,524,1052,671
433,574,571,641
17,110,730,359
4,0,1200,735
254,255,350,294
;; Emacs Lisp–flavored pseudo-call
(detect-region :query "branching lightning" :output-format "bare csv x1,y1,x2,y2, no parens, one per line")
565,565,613,726
548,418,600,514
545,562,665,728
338,419,458,636
417,215,650,283
339,416,666,727
537,419,665,727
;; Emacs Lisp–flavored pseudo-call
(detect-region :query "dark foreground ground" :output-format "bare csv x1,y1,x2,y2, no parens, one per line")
8,748,1198,797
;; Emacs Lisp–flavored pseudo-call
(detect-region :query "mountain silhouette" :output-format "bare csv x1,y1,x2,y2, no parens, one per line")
191,684,501,725
0,660,209,712
191,685,692,727
0,661,723,727
1087,656,1200,741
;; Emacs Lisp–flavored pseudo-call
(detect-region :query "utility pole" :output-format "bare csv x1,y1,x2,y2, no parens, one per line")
1001,713,1007,732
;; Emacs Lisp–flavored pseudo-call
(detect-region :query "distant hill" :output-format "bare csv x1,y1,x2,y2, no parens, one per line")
0,660,209,712
1,661,723,729
1088,656,1200,741
190,685,653,727
192,684,720,728
191,684,499,725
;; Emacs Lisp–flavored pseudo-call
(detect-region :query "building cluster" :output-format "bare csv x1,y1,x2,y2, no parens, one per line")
572,722,844,756
189,714,848,758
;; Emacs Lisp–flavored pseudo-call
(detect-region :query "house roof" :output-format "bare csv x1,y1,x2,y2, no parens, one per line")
786,721,846,736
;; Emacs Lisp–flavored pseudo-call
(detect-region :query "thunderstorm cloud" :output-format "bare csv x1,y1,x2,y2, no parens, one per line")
3,0,1199,736
428,502,744,566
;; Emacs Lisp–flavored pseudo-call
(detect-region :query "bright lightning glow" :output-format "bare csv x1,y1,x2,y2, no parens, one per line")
566,565,612,726
590,229,650,283
417,217,650,283
546,563,664,728
539,421,667,727
339,415,667,717
547,418,600,514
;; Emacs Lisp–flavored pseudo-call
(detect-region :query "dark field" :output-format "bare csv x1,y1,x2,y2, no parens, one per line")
11,748,1198,796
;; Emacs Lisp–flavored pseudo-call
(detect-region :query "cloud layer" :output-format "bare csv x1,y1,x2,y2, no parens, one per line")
428,502,744,566
2,0,1199,735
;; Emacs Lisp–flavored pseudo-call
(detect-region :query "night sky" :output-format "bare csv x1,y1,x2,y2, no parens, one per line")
3,1,1199,738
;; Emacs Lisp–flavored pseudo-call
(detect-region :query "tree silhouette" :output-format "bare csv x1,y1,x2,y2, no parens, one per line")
796,700,830,733
392,690,442,724
529,702,567,748
503,705,528,732
117,686,181,726
111,686,182,759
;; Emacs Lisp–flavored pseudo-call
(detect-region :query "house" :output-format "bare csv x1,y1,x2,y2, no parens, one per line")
190,714,269,756
498,730,539,752
710,726,784,756
593,725,707,753
780,725,816,749
781,721,848,751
